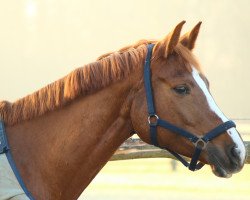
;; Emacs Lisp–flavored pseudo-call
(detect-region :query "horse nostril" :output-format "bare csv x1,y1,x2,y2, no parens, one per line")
231,146,241,159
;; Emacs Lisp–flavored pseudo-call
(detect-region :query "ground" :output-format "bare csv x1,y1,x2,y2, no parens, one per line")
80,125,250,200
81,158,250,200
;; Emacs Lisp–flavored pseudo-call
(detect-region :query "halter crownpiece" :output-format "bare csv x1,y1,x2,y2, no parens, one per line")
143,44,236,171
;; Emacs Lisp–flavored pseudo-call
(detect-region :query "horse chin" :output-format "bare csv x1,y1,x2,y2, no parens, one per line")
211,163,232,178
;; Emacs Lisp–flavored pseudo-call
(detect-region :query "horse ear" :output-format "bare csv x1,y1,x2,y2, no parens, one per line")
157,21,186,58
180,22,202,50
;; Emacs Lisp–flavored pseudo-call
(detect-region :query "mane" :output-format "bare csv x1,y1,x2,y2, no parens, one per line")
0,39,200,126
175,43,201,72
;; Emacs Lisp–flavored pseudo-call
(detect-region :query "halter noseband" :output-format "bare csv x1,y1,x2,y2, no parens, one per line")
144,44,236,171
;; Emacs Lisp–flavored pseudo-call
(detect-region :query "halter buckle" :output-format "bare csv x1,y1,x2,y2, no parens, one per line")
148,114,159,126
193,138,207,150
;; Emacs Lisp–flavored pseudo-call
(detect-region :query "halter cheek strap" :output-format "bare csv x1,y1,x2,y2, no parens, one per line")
144,44,236,171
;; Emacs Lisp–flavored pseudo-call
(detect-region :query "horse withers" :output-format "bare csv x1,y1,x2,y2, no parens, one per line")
0,21,246,200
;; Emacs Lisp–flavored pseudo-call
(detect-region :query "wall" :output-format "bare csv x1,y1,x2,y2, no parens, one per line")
0,1,249,117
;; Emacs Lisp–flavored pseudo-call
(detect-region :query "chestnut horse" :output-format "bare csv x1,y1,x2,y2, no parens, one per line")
0,21,246,200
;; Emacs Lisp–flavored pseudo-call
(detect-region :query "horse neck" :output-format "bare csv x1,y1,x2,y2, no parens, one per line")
6,75,138,200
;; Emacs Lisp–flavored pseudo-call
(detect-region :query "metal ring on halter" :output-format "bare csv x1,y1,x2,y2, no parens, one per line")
193,138,208,150
148,114,159,126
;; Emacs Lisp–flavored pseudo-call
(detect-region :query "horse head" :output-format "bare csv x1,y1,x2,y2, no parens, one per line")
131,21,246,177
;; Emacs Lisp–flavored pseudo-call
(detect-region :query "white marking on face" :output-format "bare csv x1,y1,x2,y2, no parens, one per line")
192,67,246,164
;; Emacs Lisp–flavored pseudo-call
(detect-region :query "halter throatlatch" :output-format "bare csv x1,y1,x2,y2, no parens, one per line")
144,44,236,171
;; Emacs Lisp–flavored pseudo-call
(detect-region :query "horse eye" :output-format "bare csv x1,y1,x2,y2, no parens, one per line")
173,85,190,95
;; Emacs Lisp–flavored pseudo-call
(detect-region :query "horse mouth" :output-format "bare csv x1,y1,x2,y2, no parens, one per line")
209,154,233,178
211,162,232,178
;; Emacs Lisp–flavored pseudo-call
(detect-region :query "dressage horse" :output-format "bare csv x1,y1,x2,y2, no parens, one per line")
0,21,246,200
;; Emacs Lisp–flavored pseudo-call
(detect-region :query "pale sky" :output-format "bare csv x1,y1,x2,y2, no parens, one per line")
0,0,249,118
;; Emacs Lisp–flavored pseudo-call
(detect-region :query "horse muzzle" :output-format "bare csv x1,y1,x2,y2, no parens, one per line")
207,136,246,178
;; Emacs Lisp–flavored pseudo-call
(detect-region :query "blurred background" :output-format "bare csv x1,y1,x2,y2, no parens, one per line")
0,0,249,199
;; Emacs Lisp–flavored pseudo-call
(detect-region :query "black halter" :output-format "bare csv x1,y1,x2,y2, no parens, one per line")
144,44,236,171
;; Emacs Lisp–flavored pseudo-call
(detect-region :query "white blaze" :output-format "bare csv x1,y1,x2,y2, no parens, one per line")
192,67,246,164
